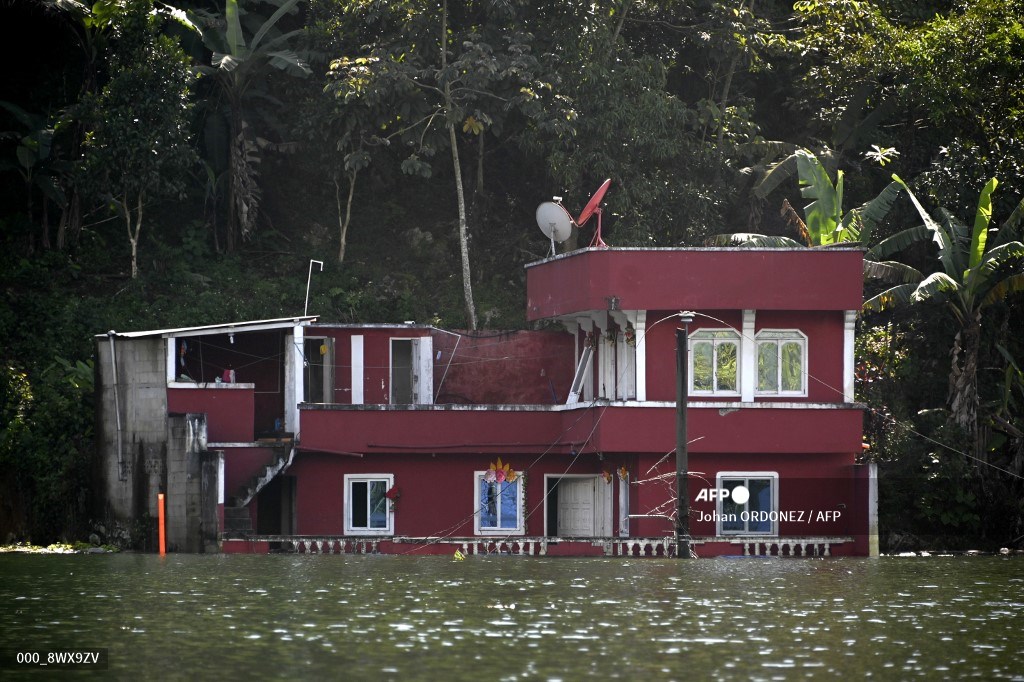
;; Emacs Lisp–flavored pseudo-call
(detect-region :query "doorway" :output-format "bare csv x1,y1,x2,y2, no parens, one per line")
544,475,612,537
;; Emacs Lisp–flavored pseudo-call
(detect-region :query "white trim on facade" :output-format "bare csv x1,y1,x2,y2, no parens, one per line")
843,310,857,403
350,335,364,405
741,309,756,402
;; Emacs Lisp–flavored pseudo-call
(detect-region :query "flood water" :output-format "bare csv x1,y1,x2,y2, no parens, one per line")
1,554,1022,679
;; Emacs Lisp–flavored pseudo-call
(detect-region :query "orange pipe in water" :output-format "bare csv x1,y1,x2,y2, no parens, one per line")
158,493,166,556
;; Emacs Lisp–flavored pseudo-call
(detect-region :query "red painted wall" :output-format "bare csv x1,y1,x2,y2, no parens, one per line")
632,452,860,540
286,450,632,537
223,446,280,504
168,387,254,442
433,330,575,404
283,448,861,544
173,329,285,436
299,404,863,457
311,326,433,405
526,248,864,320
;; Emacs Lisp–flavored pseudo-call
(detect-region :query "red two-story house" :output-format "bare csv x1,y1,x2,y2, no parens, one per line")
96,247,876,557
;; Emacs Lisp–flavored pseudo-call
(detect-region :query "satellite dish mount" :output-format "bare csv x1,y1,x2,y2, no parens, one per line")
534,179,613,256
577,179,611,248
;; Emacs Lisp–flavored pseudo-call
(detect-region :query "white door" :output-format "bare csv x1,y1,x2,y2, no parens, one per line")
558,478,596,536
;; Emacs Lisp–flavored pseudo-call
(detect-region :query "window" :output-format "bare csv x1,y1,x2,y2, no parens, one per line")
474,472,525,535
717,472,778,535
344,474,394,535
303,337,334,403
690,330,740,395
756,331,806,396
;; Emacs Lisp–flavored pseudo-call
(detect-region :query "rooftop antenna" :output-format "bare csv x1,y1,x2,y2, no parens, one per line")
577,178,611,248
304,259,323,316
535,198,573,257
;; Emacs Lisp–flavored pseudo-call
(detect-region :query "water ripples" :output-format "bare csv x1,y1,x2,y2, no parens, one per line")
1,555,1022,678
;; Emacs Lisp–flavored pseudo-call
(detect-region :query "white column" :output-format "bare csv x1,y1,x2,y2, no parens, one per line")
741,309,756,402
286,324,305,434
843,310,856,403
634,311,647,401
351,335,364,405
868,461,879,557
166,337,177,384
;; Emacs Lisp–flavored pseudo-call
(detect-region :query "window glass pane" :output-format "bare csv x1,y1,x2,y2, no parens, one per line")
747,478,773,532
781,342,802,392
368,480,388,528
351,481,367,528
721,479,744,532
693,342,713,391
757,342,778,392
716,342,737,392
479,480,498,528
498,481,519,529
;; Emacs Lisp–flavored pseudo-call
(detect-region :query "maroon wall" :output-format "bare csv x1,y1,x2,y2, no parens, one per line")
526,248,864,320
168,387,255,442
433,330,575,404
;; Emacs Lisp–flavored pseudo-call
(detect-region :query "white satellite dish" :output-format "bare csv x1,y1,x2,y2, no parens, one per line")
536,201,574,256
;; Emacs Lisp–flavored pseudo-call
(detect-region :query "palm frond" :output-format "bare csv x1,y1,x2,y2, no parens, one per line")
911,272,961,303
752,153,798,199
705,233,806,248
969,178,997,270
866,225,930,260
992,196,1024,248
851,180,903,246
891,174,960,278
863,260,922,284
863,283,918,312
980,271,1024,308
967,241,1024,293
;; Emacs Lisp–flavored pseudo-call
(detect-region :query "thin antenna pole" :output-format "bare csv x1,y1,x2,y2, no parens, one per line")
304,260,323,316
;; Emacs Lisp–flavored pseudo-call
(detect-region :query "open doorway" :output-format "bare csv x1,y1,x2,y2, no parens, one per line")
544,474,612,537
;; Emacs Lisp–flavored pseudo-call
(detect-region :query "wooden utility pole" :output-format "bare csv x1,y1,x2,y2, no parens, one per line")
675,314,694,558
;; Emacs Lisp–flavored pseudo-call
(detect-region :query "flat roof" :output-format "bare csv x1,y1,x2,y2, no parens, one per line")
97,316,318,340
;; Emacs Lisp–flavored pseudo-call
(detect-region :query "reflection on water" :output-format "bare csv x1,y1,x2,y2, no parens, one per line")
1,554,1022,678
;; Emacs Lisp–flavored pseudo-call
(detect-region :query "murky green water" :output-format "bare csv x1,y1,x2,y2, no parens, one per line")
1,554,1022,679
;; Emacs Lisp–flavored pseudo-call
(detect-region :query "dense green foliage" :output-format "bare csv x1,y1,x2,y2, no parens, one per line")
1,0,1022,548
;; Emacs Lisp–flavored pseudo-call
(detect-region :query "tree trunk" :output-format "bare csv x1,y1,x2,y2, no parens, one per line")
948,312,981,446
442,0,478,330
122,193,143,279
335,170,357,264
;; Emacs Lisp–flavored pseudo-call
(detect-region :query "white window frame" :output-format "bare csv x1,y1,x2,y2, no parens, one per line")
716,471,779,536
754,330,807,397
344,474,394,536
473,471,525,536
303,336,335,403
689,329,741,396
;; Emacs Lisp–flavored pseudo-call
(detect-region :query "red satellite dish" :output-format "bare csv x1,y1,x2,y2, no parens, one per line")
577,179,611,248
577,178,611,227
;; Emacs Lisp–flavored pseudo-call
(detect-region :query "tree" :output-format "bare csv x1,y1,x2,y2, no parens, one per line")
324,0,569,329
864,176,1024,444
191,0,311,251
0,102,69,252
81,0,196,279
711,148,903,247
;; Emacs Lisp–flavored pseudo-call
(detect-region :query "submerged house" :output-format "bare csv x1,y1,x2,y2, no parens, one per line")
95,247,877,557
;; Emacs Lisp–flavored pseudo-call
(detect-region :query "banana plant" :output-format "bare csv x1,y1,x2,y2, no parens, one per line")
190,0,311,250
711,148,903,248
863,176,1024,441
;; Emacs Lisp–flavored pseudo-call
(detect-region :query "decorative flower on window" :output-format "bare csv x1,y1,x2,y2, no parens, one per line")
484,458,518,484
385,485,401,510
605,330,617,346
602,469,613,484
584,331,598,350
623,323,636,346
618,465,629,481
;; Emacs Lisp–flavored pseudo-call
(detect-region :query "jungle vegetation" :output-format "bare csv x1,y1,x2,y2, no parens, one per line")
1,0,1022,550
